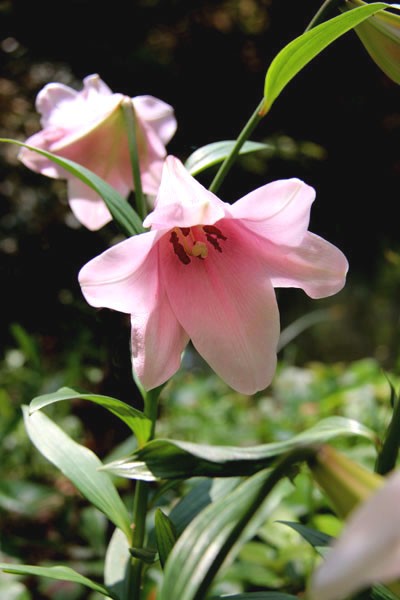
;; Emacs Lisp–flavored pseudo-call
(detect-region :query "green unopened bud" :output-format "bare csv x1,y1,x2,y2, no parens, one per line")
343,0,400,84
309,445,384,518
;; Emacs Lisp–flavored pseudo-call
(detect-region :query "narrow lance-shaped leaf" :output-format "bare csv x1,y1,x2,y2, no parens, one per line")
262,2,388,114
375,379,400,475
0,564,116,599
0,138,144,236
185,140,272,176
22,406,132,540
159,448,313,600
30,386,152,446
102,417,377,481
155,509,178,568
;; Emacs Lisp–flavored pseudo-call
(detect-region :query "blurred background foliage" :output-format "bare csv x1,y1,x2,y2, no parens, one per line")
0,0,399,598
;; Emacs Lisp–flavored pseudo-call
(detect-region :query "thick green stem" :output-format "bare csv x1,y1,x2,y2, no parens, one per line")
127,387,162,599
122,99,147,221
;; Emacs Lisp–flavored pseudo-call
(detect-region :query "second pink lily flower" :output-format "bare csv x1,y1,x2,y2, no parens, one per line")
79,156,348,394
19,74,177,230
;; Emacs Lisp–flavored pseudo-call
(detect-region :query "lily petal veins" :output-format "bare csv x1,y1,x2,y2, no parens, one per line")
79,156,348,394
19,74,177,230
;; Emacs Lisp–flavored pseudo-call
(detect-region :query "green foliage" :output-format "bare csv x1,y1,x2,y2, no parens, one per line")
262,3,388,113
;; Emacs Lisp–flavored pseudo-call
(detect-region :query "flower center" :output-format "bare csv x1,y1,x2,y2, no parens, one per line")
169,225,227,265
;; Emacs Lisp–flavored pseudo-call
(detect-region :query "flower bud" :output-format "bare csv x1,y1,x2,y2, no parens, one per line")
309,445,384,518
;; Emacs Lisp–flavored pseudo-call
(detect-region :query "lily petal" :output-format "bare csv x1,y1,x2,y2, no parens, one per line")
144,156,228,230
161,219,280,394
261,232,348,299
310,469,400,600
133,95,177,145
230,178,315,247
78,230,161,314
131,290,189,390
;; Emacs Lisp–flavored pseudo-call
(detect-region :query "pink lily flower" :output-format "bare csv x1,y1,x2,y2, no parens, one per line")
19,74,177,230
79,156,348,394
310,468,400,600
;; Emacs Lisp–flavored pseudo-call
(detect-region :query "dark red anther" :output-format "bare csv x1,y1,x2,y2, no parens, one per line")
206,234,222,252
170,231,191,265
180,227,191,237
203,225,227,240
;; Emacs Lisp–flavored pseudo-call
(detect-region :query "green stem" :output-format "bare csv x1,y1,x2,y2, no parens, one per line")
128,387,162,599
122,99,147,222
208,0,345,196
305,0,344,31
208,99,265,195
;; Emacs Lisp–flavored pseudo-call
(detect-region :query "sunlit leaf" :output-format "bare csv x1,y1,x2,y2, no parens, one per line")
262,3,388,113
30,386,151,446
0,138,144,236
103,417,376,481
0,564,114,598
22,406,131,540
185,141,271,176
159,469,289,600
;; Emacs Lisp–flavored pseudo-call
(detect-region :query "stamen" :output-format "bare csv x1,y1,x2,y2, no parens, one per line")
170,231,191,265
206,234,222,252
180,227,190,237
192,241,208,259
203,225,227,240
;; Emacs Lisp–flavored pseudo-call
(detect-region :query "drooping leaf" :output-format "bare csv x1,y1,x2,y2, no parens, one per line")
0,138,144,236
159,467,292,600
22,406,131,540
277,520,333,555
262,3,388,113
155,509,178,568
185,140,271,176
30,386,151,446
0,564,114,598
103,417,376,481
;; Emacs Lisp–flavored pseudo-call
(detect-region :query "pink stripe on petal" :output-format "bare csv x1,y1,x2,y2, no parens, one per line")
160,220,280,394
79,231,161,314
230,178,315,247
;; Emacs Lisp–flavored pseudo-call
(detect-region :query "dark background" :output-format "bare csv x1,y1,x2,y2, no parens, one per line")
1,0,399,402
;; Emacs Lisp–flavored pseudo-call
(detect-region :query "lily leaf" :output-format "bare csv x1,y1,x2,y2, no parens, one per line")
0,564,115,598
185,140,271,176
155,509,178,568
22,406,132,540
0,137,144,236
102,417,376,481
159,469,291,600
30,386,151,446
262,2,388,113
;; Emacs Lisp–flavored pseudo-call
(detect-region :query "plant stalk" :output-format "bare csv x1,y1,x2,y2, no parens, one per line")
122,99,147,221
